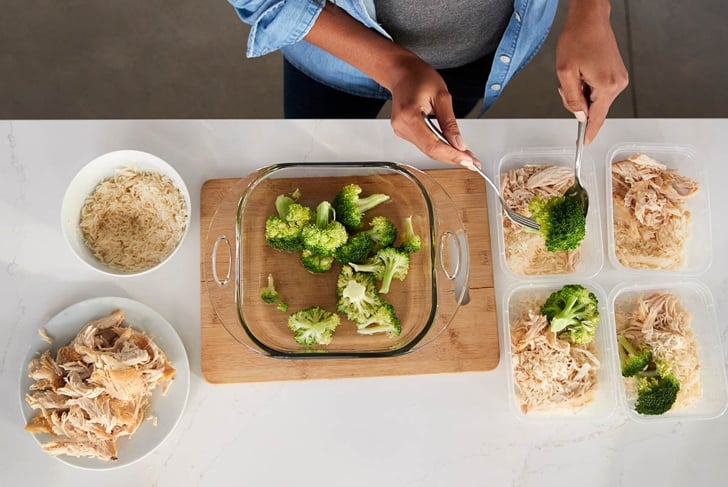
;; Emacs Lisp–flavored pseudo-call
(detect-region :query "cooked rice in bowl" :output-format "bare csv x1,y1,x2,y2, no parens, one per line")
79,167,188,273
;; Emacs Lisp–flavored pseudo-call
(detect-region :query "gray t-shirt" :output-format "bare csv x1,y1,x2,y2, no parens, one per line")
373,1,513,69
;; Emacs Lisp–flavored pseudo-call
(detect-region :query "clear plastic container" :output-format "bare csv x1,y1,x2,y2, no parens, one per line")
605,143,712,276
501,280,618,422
494,147,603,280
609,280,728,423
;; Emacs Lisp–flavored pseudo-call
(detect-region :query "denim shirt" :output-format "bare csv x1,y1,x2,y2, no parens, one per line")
228,0,558,113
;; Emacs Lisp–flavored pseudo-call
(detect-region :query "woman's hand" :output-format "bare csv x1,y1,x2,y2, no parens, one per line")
556,0,628,144
387,55,479,167
304,3,475,167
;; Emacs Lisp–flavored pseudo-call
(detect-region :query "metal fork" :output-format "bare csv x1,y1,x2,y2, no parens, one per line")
422,115,541,231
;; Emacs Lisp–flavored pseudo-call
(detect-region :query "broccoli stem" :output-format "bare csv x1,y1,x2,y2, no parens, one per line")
275,194,294,218
357,325,391,335
350,262,380,274
618,335,637,356
551,295,579,331
356,194,390,213
315,201,334,227
380,268,396,294
637,369,660,377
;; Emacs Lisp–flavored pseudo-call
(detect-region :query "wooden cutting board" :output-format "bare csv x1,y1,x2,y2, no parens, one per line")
200,168,499,383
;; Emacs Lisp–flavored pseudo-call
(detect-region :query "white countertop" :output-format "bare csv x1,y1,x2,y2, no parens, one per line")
1,119,726,486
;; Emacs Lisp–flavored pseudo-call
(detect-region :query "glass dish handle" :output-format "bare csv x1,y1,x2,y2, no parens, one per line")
439,231,470,304
211,235,232,286
439,231,460,279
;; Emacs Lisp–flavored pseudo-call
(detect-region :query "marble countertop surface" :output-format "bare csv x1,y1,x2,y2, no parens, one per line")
1,119,726,486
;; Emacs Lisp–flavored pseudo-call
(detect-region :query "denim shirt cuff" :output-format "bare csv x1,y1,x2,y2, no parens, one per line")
245,1,324,58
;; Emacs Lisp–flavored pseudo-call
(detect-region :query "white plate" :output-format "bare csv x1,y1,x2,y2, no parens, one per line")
18,297,190,470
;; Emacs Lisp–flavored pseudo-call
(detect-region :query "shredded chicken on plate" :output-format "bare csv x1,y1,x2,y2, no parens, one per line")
24,309,176,461
501,164,580,275
611,154,698,269
511,309,600,414
616,292,701,410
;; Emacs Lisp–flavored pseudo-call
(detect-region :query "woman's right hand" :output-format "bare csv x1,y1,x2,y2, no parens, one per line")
304,3,476,168
387,55,479,167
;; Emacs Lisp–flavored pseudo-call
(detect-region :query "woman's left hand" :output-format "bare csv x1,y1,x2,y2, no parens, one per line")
556,0,629,144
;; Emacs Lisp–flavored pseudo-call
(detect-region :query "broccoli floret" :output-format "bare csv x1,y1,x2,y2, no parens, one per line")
540,284,599,344
260,273,280,304
399,216,422,254
300,248,335,274
335,233,374,265
372,247,410,294
332,183,390,231
618,335,653,377
261,273,288,310
336,265,382,322
634,359,681,415
351,247,410,294
264,193,314,252
528,195,586,252
356,301,402,338
287,306,341,346
362,216,398,250
301,201,348,257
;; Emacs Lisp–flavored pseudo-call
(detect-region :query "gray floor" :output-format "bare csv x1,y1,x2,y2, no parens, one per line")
1,1,727,119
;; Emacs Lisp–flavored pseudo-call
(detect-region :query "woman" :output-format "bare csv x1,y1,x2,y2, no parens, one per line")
227,0,628,167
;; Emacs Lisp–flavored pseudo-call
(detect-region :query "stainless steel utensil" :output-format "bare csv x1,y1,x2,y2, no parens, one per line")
563,117,589,217
422,115,540,231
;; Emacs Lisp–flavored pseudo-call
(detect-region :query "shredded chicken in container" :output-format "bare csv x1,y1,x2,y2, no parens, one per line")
616,292,701,410
510,308,600,413
611,154,698,269
501,164,580,275
24,309,176,461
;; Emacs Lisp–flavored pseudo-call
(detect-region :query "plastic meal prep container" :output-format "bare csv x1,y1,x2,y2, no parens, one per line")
605,142,712,276
501,279,618,422
490,142,724,424
203,162,469,358
493,147,604,280
608,280,728,423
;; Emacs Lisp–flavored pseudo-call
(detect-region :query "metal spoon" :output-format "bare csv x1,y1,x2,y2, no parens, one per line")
563,114,589,218
422,115,540,231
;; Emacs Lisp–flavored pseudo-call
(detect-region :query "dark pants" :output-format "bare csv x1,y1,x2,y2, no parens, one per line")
283,52,494,119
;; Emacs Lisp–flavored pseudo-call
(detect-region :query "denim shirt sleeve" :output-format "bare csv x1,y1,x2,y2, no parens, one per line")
228,0,387,58
227,0,325,58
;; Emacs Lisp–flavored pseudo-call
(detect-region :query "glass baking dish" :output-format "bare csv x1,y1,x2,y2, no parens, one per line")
203,162,469,358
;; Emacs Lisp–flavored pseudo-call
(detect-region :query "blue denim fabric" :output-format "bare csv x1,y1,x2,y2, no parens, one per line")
228,0,558,113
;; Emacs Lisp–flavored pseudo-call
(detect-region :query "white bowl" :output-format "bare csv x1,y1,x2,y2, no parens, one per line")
61,150,191,277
